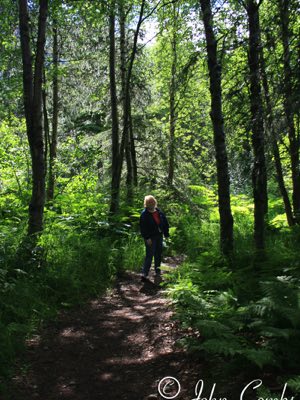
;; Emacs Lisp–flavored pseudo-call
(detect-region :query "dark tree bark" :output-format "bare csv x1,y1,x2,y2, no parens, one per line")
125,134,134,201
109,0,121,214
167,2,177,187
273,140,294,226
129,95,138,186
110,0,145,213
118,0,134,202
199,0,234,254
278,0,300,222
47,20,59,202
42,74,49,178
109,0,162,212
260,36,294,226
19,0,48,235
19,0,33,129
244,0,268,250
122,0,146,202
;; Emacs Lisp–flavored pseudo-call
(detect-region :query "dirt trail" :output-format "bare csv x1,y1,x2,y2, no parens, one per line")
9,268,199,400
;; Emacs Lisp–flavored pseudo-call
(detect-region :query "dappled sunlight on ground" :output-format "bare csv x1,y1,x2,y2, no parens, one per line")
10,270,198,400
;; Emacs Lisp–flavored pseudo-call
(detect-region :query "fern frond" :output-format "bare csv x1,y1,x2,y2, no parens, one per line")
257,326,293,340
242,348,275,369
194,319,234,339
287,376,300,393
199,338,244,357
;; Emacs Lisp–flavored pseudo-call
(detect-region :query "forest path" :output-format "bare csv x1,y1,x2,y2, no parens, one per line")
10,261,199,400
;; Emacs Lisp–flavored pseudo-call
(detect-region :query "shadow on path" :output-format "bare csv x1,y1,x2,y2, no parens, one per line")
8,271,198,400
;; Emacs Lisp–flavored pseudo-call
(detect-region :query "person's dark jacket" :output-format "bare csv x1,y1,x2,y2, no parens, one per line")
139,208,169,240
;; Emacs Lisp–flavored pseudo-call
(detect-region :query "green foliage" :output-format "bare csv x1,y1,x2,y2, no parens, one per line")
165,185,220,259
1,0,300,395
287,376,300,393
120,234,145,272
166,197,300,392
0,184,145,386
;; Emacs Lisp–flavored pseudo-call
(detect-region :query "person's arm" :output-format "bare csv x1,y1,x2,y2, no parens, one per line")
140,211,149,239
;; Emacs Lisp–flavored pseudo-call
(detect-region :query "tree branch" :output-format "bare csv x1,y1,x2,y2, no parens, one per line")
141,0,178,24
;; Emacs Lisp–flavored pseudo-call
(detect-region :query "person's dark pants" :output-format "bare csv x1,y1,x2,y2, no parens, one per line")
142,234,163,277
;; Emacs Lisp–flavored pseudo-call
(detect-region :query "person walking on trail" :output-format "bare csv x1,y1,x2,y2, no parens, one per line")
140,195,169,282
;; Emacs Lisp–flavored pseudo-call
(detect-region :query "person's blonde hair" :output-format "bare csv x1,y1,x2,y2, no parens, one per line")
144,195,157,208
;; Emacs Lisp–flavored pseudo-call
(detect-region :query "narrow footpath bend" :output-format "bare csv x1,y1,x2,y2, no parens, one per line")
10,269,198,400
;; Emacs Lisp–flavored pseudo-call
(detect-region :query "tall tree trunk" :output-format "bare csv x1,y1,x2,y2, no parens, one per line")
273,140,294,226
125,132,134,201
119,0,134,202
109,0,121,214
260,36,294,226
47,20,59,202
167,2,177,187
19,0,48,235
122,0,146,202
245,0,268,251
129,95,138,186
42,74,49,179
278,0,300,222
199,0,234,255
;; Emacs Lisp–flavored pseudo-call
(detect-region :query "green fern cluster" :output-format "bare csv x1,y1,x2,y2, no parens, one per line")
170,281,275,369
168,263,300,386
247,276,300,370
287,376,300,394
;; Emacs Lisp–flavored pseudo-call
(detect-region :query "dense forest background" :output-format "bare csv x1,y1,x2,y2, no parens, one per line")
1,0,300,397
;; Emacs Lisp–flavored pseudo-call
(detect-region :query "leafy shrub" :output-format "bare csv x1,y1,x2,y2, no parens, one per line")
165,199,300,395
120,234,145,272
